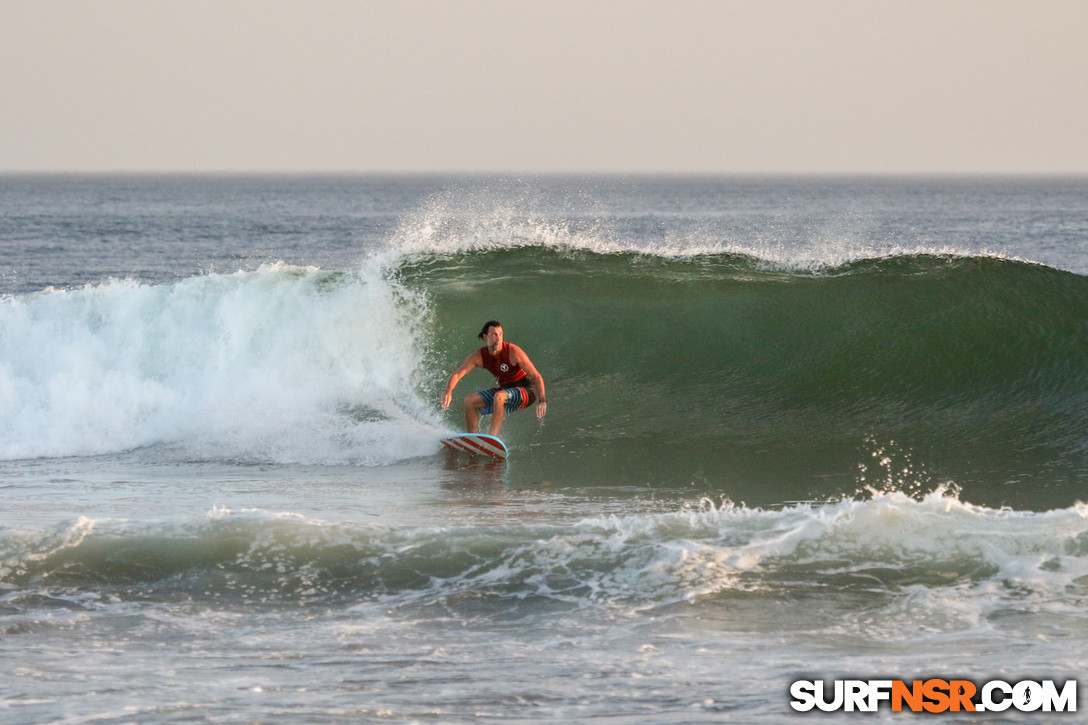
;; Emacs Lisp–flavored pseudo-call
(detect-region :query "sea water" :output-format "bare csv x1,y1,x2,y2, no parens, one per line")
2,174,1087,722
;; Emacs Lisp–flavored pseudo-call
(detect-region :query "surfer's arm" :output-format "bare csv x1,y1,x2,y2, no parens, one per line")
510,344,547,418
441,352,482,409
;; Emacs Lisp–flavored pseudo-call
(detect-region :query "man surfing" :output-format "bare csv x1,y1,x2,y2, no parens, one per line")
440,321,547,436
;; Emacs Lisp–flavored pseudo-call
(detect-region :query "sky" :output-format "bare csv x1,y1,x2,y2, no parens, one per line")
2,0,1086,175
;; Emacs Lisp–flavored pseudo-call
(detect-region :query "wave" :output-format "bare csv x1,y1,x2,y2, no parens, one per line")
2,220,1087,507
404,246,1088,506
4,493,1088,628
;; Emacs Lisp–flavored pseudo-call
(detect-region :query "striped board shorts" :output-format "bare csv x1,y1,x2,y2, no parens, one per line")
477,386,534,415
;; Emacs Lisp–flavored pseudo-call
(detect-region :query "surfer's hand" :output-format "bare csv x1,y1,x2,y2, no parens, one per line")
537,400,547,418
440,391,452,409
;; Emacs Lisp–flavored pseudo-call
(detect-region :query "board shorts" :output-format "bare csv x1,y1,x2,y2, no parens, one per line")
477,385,536,415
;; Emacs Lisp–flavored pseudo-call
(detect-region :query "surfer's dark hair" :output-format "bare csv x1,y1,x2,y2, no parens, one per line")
478,320,502,339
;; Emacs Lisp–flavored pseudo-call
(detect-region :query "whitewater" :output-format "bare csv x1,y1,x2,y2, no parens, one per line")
2,174,1087,723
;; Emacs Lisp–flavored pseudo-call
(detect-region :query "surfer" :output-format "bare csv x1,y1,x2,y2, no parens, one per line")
440,320,547,436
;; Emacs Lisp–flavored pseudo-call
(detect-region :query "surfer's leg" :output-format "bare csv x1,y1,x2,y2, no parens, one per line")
463,393,485,434
489,389,507,436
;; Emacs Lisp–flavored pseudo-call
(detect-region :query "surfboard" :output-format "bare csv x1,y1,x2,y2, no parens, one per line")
440,433,508,459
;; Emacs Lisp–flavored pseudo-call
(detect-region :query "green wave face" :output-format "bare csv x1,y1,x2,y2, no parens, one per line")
406,248,1088,508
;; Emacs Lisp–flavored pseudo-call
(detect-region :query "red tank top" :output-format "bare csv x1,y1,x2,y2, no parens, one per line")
479,343,528,387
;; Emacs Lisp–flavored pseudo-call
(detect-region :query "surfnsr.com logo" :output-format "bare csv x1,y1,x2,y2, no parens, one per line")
790,679,1077,713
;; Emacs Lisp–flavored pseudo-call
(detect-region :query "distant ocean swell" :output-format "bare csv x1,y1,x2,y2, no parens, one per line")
4,493,1088,626
2,241,1087,505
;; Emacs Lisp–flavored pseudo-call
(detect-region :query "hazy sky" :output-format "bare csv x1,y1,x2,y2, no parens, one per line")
3,0,1086,174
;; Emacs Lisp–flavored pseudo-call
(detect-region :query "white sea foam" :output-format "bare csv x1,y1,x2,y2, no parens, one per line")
0,262,444,463
539,491,1088,625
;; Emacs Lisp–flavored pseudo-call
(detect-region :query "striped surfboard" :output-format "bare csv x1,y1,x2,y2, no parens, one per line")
440,433,509,459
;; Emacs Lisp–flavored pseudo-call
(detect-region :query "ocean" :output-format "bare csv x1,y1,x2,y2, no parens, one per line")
1,174,1087,722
